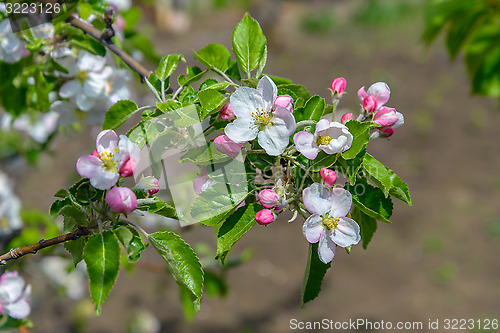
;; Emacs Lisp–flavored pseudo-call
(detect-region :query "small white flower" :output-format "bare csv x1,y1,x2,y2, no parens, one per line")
0,19,29,63
30,23,54,40
40,257,87,300
102,68,130,106
58,51,109,111
0,271,31,319
10,112,59,143
294,119,353,160
0,170,22,236
225,76,296,156
302,183,360,264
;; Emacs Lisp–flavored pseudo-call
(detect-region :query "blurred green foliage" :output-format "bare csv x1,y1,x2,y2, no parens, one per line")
423,0,500,102
354,0,418,26
300,10,336,34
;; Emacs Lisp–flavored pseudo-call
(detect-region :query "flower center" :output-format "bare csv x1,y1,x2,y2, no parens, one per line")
76,70,88,83
316,135,332,146
252,107,273,131
322,215,339,232
100,148,118,172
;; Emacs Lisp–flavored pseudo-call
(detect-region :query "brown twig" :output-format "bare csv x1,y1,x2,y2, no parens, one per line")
0,226,91,265
67,16,151,81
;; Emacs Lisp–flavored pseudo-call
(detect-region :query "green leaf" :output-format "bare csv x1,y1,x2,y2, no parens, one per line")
49,198,71,217
351,205,377,249
256,45,267,77
198,89,228,118
59,205,87,232
136,197,178,219
178,67,207,86
363,153,411,205
277,84,311,100
345,181,393,223
232,13,267,74
114,226,147,263
191,183,249,226
198,79,230,92
342,120,378,160
179,143,231,166
301,242,331,306
216,204,258,262
102,100,139,130
310,151,338,172
84,231,121,315
64,237,87,267
345,146,367,185
148,231,204,311
295,96,325,127
193,43,231,73
69,38,106,57
156,53,185,82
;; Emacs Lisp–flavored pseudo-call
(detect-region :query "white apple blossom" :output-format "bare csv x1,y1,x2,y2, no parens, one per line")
225,76,296,156
58,51,109,111
77,130,140,190
0,271,31,319
294,119,353,160
302,183,360,264
358,82,391,111
30,22,54,40
0,170,22,236
0,19,29,63
40,257,86,300
4,112,59,143
101,68,130,106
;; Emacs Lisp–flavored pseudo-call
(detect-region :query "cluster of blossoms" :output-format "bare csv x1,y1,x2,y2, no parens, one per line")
0,19,29,63
0,271,31,319
76,130,159,215
195,76,403,264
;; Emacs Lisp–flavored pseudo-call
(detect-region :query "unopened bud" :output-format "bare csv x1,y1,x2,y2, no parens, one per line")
341,113,354,124
362,95,378,113
106,187,137,214
330,77,347,96
274,95,293,113
320,168,337,187
255,209,275,225
258,189,280,208
214,135,242,157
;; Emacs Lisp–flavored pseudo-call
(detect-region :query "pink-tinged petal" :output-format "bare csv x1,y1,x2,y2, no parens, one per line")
303,183,333,216
76,155,103,179
117,135,140,164
0,273,24,301
274,94,293,113
90,169,119,190
119,157,136,177
59,80,81,98
255,208,275,225
91,149,99,157
330,77,346,95
96,130,119,154
329,188,352,218
258,189,279,208
357,86,367,102
256,76,277,110
230,87,266,119
332,217,361,247
193,170,212,195
379,127,394,137
392,111,404,129
318,230,336,264
366,82,390,107
373,107,398,127
214,135,242,157
302,214,323,243
218,103,235,121
273,106,296,135
362,95,378,113
294,131,318,160
340,113,354,124
224,118,259,143
315,118,331,133
320,168,337,187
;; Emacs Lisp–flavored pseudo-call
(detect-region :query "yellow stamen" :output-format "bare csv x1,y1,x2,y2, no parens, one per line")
322,215,339,232
252,107,273,131
100,148,119,171
76,70,88,83
317,135,332,146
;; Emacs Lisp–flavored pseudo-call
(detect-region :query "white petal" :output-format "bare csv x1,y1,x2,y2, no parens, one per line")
75,92,96,111
392,111,404,129
329,188,352,218
90,169,119,190
224,118,258,143
0,273,23,301
332,217,361,247
318,230,336,264
59,80,81,98
117,135,140,164
5,297,30,319
315,118,331,133
302,215,323,243
76,155,103,179
230,87,265,119
302,183,332,216
96,130,119,153
367,82,390,107
256,76,277,111
272,106,296,135
83,76,106,98
294,131,318,160
258,126,289,156
77,51,105,71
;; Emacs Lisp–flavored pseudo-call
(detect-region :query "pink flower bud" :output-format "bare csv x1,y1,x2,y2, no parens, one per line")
106,187,137,214
330,77,347,96
214,135,242,157
274,95,293,113
363,95,378,113
255,209,275,225
258,189,280,208
91,149,99,157
119,157,137,177
148,177,160,196
373,107,399,127
218,103,235,121
320,168,337,187
379,127,394,138
341,113,354,124
193,169,215,195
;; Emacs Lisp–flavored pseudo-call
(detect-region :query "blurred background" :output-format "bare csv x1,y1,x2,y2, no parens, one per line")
5,0,500,331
